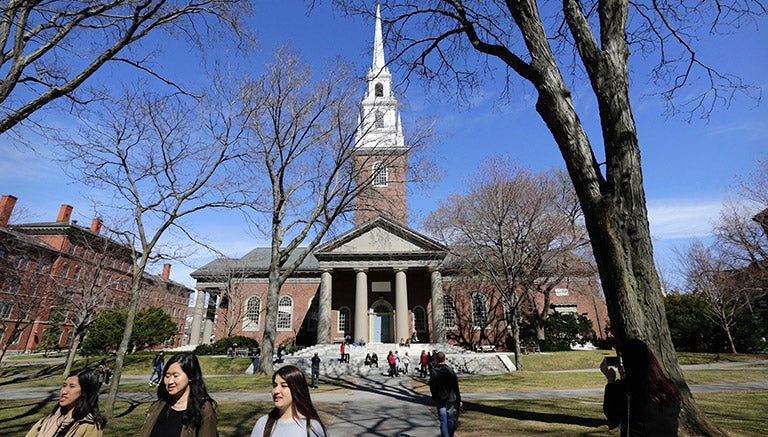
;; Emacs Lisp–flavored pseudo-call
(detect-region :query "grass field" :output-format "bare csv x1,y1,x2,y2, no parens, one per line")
1,350,766,436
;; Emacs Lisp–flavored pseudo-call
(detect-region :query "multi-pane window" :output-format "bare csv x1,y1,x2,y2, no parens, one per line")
338,306,351,334
277,296,293,331
374,110,384,128
413,306,427,332
245,296,261,331
372,161,388,187
472,294,488,329
443,295,456,329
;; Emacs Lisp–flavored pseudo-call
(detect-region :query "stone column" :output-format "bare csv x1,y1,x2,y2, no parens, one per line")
430,269,446,344
202,292,218,344
395,268,409,343
189,289,206,345
317,270,333,344
354,269,369,343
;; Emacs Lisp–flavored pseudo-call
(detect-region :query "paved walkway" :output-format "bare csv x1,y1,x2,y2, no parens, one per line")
4,360,768,436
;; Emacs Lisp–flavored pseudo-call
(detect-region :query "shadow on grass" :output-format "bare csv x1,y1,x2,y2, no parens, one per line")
463,400,606,429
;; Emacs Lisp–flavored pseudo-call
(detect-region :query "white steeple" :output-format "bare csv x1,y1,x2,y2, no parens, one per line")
356,3,405,151
371,4,389,76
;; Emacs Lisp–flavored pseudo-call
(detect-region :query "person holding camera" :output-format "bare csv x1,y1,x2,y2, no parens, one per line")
601,339,680,436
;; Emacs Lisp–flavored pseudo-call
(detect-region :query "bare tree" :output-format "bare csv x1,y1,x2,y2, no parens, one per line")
238,46,432,375
680,241,745,354
331,2,765,433
216,259,253,338
59,86,246,417
0,0,248,137
56,230,128,376
426,157,589,369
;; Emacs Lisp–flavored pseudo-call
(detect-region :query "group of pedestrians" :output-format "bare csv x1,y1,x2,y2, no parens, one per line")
24,338,680,437
25,351,328,437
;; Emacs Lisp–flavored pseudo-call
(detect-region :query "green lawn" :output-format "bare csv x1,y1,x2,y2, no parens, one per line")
2,349,766,436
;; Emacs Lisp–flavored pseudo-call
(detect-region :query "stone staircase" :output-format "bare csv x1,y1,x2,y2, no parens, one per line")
269,342,515,377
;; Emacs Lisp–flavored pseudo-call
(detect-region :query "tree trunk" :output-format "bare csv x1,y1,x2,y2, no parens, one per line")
105,271,143,418
257,271,281,376
63,331,83,376
724,324,737,354
511,318,523,370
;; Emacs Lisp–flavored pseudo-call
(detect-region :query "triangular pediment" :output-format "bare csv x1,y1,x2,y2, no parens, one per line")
316,216,446,257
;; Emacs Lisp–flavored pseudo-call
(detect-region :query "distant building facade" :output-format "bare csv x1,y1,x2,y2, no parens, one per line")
0,195,192,353
189,7,608,351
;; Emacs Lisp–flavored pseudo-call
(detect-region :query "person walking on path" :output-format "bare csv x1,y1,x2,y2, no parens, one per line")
429,351,462,437
140,352,218,437
310,353,321,389
403,352,410,375
250,365,326,437
149,351,164,386
420,350,428,377
387,351,397,377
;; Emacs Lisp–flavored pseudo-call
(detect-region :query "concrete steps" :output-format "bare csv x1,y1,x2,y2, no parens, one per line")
274,342,514,377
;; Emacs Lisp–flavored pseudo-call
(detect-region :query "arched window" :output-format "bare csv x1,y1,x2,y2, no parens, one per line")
374,110,384,128
338,306,351,334
307,296,318,332
472,294,488,329
413,306,427,333
443,295,457,329
372,161,388,187
277,296,293,331
375,82,384,97
244,296,261,331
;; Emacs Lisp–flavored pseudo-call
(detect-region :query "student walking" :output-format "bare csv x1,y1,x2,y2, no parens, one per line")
149,351,165,386
429,352,462,437
139,352,217,437
250,365,326,437
25,368,107,437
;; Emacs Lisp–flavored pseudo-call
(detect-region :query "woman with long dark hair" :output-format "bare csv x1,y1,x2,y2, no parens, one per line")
25,368,106,437
250,365,326,437
601,338,681,436
139,352,217,437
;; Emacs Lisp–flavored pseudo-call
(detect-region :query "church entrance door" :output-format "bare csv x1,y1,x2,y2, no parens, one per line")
371,302,393,343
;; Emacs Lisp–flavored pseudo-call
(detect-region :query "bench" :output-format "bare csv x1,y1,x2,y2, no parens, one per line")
332,337,346,344
475,344,496,353
227,347,259,358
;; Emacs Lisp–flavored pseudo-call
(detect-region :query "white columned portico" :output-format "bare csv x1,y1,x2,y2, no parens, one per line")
430,269,446,343
395,268,409,343
189,289,206,345
317,270,332,344
355,269,369,343
202,292,218,344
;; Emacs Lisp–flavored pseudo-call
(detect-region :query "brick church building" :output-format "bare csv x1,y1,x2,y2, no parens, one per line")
189,7,608,350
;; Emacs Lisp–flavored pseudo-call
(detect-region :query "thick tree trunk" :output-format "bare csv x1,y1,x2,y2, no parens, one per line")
257,270,281,376
502,0,726,434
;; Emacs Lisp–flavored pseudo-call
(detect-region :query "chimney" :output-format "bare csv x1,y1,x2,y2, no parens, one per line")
0,194,17,227
57,204,73,222
162,263,171,280
90,218,102,234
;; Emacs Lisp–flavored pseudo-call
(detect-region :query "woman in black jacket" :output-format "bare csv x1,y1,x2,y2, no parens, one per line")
601,338,680,436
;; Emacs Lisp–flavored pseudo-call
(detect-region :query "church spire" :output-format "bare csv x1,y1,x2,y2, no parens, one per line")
371,4,388,75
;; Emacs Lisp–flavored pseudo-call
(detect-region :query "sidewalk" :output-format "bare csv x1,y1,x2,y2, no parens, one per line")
324,372,438,437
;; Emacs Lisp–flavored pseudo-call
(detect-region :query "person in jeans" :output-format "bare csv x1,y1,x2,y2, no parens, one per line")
149,351,164,386
310,353,321,389
429,351,462,437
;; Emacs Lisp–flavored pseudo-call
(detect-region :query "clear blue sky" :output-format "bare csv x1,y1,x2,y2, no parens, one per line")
1,1,766,291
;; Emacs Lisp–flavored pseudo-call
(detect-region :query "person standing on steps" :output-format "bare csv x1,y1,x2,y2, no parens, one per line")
429,351,462,437
310,353,321,389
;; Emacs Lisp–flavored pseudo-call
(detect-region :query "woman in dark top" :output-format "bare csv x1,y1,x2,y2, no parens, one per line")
601,338,681,436
139,352,217,437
